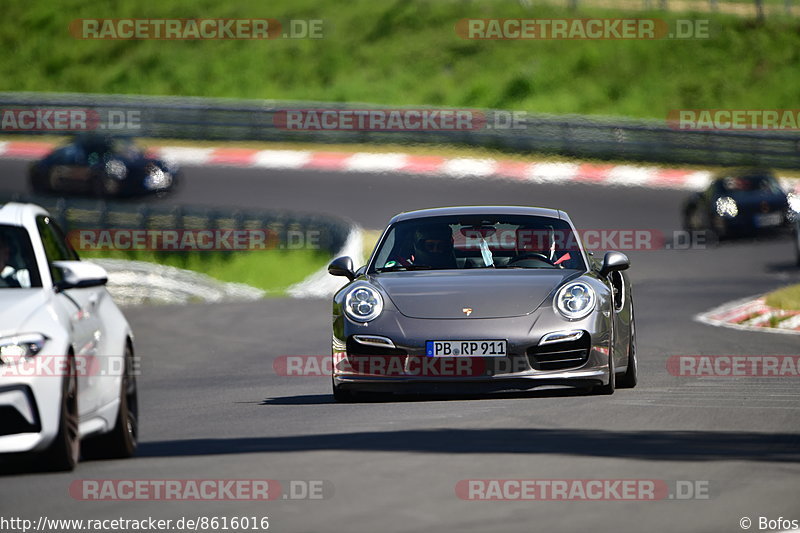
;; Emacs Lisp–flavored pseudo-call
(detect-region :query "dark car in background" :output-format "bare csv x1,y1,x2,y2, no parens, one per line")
682,168,791,239
29,134,179,198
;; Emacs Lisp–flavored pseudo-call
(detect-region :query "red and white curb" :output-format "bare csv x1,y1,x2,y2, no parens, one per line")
2,140,798,192
695,294,800,335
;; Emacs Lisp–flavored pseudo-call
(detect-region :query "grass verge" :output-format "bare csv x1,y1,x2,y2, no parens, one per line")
79,248,331,295
2,0,799,119
764,284,800,311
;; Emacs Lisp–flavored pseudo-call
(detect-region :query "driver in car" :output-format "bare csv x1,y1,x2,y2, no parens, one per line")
0,233,30,288
411,224,458,269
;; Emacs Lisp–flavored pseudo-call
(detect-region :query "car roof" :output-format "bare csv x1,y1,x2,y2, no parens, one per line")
0,202,50,226
389,206,567,224
713,167,775,180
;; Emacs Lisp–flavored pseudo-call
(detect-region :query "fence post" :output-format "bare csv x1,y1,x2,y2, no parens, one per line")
97,201,109,230
172,205,184,231
136,204,150,230
55,198,68,231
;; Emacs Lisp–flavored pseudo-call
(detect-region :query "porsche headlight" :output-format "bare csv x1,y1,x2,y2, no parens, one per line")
715,196,738,218
105,159,127,180
344,286,383,323
0,334,47,365
788,192,800,217
144,166,171,190
555,282,596,320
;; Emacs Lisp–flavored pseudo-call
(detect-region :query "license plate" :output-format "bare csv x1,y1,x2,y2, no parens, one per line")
426,340,507,357
755,212,782,227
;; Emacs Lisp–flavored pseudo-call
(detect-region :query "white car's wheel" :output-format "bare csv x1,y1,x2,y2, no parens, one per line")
42,354,79,471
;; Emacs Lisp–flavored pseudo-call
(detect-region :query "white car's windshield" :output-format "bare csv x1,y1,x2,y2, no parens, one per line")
0,225,41,288
371,215,586,272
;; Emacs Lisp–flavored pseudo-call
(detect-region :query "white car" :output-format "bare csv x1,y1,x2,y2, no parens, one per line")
0,202,137,471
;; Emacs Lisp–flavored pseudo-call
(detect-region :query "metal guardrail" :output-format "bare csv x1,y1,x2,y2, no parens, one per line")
1,92,799,168
0,191,351,256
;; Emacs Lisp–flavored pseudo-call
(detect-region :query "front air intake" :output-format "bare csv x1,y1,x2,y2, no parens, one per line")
527,333,591,371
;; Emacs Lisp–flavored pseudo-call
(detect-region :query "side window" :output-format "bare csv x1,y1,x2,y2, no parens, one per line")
36,216,75,283
50,220,79,260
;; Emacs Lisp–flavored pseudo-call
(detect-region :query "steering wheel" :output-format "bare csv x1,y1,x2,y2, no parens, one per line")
507,252,554,266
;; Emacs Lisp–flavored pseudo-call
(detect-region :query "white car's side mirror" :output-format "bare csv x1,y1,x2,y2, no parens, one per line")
52,260,108,291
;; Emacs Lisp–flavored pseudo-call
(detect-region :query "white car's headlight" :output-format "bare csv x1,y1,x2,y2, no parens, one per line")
715,196,738,217
344,285,384,322
0,333,47,364
555,282,596,320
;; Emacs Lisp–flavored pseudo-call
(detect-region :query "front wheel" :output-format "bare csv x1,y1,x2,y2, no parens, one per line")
593,351,615,395
617,317,638,389
41,355,79,471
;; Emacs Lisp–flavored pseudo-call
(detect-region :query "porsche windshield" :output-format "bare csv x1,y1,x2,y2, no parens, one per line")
371,215,586,272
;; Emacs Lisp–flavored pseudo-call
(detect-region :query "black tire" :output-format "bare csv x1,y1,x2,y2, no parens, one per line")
41,354,79,471
83,344,138,459
91,175,108,198
682,207,696,233
29,169,49,196
332,379,357,403
617,314,638,389
684,206,719,244
794,227,800,267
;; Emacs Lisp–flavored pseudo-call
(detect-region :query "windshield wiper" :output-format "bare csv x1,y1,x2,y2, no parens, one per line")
494,265,554,269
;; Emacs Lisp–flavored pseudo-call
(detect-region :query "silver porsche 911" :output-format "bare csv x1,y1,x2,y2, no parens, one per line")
328,206,636,401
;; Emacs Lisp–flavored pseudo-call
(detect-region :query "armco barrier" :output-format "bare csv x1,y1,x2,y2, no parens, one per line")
0,92,798,168
0,191,351,256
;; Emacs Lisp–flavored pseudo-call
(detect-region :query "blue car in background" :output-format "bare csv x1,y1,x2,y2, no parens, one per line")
682,168,792,240
29,134,179,198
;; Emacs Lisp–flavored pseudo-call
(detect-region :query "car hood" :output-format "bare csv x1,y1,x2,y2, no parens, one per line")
727,191,787,209
374,270,580,319
0,289,48,336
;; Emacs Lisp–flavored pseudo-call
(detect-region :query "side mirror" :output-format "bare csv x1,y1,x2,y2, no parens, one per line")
328,256,355,281
52,260,108,291
599,251,630,277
